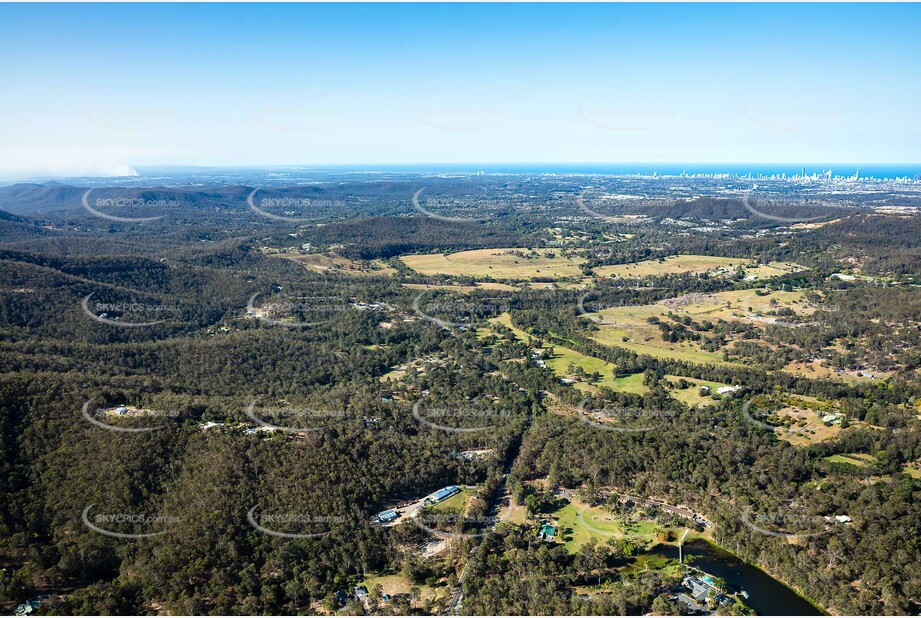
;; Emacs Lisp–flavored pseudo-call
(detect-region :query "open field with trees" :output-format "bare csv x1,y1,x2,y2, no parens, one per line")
400,248,585,280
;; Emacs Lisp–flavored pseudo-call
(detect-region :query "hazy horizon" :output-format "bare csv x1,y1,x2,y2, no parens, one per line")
5,162,921,186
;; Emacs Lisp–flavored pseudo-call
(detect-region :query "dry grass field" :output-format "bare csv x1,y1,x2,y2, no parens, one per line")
741,261,808,279
400,248,585,280
593,255,746,278
593,255,805,281
402,282,518,293
664,375,729,406
583,288,811,367
275,251,397,277
781,359,889,383
773,405,843,447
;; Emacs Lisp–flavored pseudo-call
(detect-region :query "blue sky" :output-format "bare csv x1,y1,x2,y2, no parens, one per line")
1,3,919,177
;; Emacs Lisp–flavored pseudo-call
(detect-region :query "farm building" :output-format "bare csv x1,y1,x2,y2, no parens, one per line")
376,509,399,524
426,486,460,504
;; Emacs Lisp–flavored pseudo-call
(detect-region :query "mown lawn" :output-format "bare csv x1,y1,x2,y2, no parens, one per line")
550,500,659,553
824,453,876,468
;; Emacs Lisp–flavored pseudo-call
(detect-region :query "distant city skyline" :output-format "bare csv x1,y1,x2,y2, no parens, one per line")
1,3,920,179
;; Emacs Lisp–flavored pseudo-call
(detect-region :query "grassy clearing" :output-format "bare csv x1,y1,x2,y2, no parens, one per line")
433,488,470,512
656,288,810,322
824,453,876,468
524,280,594,290
488,313,711,398
593,255,746,278
609,373,650,395
358,574,444,603
772,405,843,447
276,251,397,277
592,255,805,281
582,289,810,367
664,375,728,407
488,312,531,340
498,501,528,524
791,218,843,230
591,325,733,366
550,500,659,553
379,367,406,383
781,359,887,383
400,248,585,281
402,282,518,293
545,347,624,394
742,261,808,280
748,395,876,447
486,314,647,395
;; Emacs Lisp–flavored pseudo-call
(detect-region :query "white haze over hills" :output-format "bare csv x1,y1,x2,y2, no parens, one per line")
0,147,139,181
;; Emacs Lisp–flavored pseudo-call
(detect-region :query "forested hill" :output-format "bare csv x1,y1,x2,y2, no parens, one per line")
1,176,919,615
